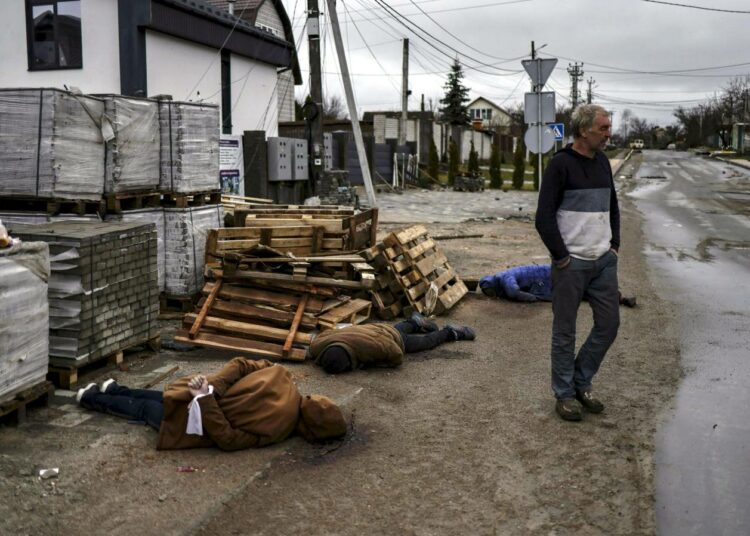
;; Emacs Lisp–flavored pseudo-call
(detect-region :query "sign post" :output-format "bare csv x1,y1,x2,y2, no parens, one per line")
522,55,558,187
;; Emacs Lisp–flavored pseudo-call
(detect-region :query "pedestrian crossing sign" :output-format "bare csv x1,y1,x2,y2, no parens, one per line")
550,123,564,141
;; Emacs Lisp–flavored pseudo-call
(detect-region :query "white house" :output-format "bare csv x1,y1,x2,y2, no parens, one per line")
467,97,512,131
0,0,297,135
204,0,302,123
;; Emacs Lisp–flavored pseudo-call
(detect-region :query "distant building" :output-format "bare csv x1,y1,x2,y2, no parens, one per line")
467,97,512,131
0,0,296,135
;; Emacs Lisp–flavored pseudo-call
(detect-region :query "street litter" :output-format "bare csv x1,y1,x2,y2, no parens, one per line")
38,468,59,480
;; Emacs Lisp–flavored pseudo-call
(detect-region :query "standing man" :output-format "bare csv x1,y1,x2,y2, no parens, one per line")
535,104,620,421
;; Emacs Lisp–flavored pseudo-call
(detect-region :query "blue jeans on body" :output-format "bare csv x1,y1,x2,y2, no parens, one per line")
80,383,164,430
550,250,620,400
394,318,450,353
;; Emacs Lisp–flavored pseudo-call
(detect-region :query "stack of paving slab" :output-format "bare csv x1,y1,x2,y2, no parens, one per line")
0,88,105,200
105,208,166,292
100,95,160,194
158,100,220,193
0,242,50,400
11,221,159,366
164,205,224,296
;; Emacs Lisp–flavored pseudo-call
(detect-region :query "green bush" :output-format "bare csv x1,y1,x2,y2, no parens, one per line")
448,139,459,185
489,143,502,189
512,139,525,190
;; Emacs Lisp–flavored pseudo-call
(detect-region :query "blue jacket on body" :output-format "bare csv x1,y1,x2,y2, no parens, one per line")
479,264,552,302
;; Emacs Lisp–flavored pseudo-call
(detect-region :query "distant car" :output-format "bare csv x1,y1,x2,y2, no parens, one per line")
629,139,644,151
666,143,676,150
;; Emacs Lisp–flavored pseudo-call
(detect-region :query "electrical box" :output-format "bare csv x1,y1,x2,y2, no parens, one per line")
267,137,292,181
291,139,309,181
323,133,333,171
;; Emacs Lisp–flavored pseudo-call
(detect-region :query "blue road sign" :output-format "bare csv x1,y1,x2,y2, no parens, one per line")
550,123,565,141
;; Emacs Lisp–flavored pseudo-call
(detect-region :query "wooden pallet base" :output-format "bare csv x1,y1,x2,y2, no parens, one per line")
0,196,104,216
47,335,160,389
162,191,222,209
318,298,372,330
160,293,198,313
0,381,54,424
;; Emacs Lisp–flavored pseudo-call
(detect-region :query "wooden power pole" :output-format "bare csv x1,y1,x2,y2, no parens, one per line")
325,0,377,207
307,0,324,189
399,38,409,146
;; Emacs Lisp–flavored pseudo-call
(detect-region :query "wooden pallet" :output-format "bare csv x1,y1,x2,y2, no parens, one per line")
235,207,378,251
381,225,468,315
0,381,54,424
0,196,105,216
160,292,198,313
162,190,222,209
47,335,161,389
205,225,343,261
317,298,372,330
105,191,161,213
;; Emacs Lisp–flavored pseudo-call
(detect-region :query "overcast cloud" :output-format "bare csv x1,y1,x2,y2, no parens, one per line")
279,0,750,127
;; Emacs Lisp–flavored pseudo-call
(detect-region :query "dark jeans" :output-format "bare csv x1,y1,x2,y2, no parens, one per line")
81,383,164,431
550,251,620,400
394,319,450,353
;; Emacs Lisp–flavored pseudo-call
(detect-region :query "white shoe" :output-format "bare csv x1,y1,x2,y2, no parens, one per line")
76,383,98,404
101,378,116,394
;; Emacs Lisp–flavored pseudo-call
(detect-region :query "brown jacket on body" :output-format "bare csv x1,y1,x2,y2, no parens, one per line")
309,324,405,369
156,358,301,451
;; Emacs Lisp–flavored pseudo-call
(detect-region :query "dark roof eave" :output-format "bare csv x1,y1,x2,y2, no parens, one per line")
150,0,293,68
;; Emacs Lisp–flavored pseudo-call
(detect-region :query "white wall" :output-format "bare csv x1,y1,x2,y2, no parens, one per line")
0,0,120,92
146,31,222,106
230,54,279,136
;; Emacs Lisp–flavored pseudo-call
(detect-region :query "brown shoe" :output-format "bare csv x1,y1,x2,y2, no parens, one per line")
555,399,582,421
576,390,604,413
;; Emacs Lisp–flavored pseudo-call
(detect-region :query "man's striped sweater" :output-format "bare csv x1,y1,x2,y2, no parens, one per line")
535,146,620,263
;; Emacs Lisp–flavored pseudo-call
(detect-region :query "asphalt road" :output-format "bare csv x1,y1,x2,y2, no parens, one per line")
627,151,750,535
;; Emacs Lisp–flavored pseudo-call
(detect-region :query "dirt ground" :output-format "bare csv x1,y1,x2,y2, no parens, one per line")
0,158,682,535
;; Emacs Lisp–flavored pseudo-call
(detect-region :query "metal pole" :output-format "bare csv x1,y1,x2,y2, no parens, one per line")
307,0,324,192
325,0,377,207
399,38,409,147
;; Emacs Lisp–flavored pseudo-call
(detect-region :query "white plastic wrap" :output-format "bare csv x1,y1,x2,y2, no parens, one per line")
0,88,105,200
159,101,220,193
164,205,223,296
0,242,50,399
102,96,160,193
105,208,165,292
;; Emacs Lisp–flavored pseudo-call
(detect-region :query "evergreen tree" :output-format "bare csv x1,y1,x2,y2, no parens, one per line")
439,60,471,125
531,155,540,191
489,143,502,189
428,139,440,184
468,141,479,176
448,139,459,186
512,138,525,190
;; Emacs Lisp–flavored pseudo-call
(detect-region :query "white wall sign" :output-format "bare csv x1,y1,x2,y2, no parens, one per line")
219,135,244,195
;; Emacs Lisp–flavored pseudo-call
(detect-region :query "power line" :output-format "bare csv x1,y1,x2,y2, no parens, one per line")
642,0,750,14
370,0,523,75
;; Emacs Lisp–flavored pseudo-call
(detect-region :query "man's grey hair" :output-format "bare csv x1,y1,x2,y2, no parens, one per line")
571,105,609,138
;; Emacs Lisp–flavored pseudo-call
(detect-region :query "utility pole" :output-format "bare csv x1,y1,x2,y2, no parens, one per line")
567,62,584,109
399,38,409,146
307,0,324,192
586,77,595,104
325,0,376,207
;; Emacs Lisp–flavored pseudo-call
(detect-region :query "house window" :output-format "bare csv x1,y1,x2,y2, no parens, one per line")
25,0,82,70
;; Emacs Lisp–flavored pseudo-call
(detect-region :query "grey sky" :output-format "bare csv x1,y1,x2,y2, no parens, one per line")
278,0,750,128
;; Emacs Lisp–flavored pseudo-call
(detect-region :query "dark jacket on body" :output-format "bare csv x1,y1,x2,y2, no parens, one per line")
309,324,405,370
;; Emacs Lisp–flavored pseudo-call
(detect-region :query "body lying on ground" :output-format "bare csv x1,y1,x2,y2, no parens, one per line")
77,358,347,451
308,313,476,374
480,264,636,307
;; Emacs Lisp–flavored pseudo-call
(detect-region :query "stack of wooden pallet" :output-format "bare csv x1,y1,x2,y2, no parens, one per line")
175,248,373,361
362,225,468,319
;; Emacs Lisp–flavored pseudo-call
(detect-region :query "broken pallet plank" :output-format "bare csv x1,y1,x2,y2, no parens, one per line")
200,298,318,330
183,314,312,345
318,299,372,329
175,330,306,361
283,294,310,358
203,281,325,313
